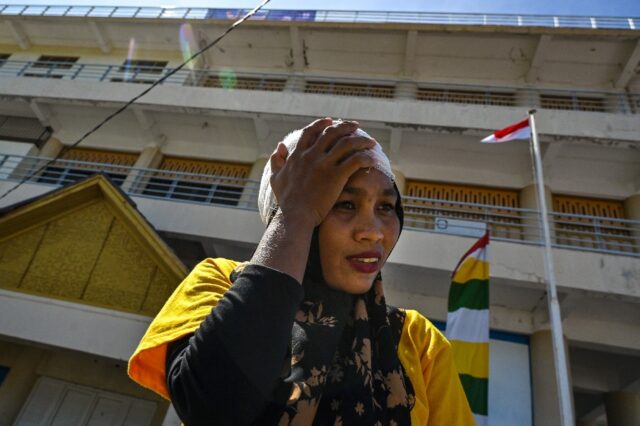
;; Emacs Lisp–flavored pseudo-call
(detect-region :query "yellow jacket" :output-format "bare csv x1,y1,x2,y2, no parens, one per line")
129,258,474,425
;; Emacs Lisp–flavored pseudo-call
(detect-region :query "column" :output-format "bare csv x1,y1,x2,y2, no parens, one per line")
604,391,640,426
12,137,64,181
120,144,163,193
38,137,63,158
604,92,632,114
284,73,305,93
623,192,640,253
394,81,418,100
530,329,575,426
519,183,554,243
516,88,540,109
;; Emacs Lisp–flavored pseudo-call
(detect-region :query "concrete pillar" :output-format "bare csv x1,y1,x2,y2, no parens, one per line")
394,81,418,100
623,192,640,254
121,144,163,193
284,74,305,93
38,137,64,158
516,88,540,109
604,391,640,426
604,92,632,114
0,346,47,423
11,137,64,181
530,329,575,426
519,183,554,243
239,156,268,209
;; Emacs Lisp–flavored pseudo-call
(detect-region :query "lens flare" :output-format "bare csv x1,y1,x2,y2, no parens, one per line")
219,67,237,89
179,23,196,71
125,38,136,81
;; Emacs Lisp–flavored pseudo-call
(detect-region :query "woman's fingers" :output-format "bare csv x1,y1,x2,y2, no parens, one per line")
295,117,333,152
337,150,377,179
325,136,376,165
311,120,359,154
269,142,288,175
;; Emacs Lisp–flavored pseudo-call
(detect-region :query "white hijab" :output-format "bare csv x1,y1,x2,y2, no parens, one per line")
258,121,395,225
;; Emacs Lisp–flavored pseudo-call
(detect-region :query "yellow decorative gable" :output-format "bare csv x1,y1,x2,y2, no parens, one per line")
0,175,187,316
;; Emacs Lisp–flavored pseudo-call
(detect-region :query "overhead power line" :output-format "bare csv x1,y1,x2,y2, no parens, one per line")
0,0,271,202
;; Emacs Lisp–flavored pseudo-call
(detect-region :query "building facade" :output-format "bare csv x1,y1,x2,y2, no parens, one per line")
0,6,638,425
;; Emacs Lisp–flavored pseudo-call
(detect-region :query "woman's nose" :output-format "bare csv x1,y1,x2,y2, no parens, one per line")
353,214,384,242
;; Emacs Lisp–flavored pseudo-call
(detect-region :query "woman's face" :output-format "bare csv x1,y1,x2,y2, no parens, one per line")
318,168,400,294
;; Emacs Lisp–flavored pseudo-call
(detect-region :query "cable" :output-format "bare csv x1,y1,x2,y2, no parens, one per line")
0,0,271,202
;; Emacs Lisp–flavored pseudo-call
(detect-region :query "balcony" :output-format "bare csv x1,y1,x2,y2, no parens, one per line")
1,154,638,258
0,60,638,115
0,4,638,30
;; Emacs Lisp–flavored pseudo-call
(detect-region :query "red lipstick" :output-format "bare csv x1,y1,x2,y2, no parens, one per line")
347,251,382,274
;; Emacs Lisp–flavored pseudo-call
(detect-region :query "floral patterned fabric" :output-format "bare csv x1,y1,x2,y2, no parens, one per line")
230,263,415,426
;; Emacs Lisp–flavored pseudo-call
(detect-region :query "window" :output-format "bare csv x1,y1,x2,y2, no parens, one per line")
24,55,79,78
141,157,251,207
36,148,137,187
118,59,168,74
111,59,168,84
540,94,605,112
553,195,634,253
404,180,521,238
31,55,78,69
305,81,395,99
417,88,516,106
202,75,286,92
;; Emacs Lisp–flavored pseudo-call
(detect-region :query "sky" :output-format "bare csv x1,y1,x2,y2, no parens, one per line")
3,0,640,17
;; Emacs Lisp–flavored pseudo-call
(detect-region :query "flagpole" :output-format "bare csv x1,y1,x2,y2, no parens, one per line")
528,110,574,426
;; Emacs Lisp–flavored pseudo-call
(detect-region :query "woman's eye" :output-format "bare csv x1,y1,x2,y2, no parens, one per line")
379,203,395,212
334,201,355,210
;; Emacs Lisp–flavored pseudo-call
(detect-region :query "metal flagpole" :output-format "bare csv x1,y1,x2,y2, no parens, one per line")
528,109,574,426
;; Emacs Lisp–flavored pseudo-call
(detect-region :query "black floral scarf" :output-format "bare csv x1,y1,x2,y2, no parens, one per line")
231,245,415,425
243,182,414,425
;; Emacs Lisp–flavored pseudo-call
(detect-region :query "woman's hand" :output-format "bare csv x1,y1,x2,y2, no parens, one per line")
251,118,377,284
269,118,377,227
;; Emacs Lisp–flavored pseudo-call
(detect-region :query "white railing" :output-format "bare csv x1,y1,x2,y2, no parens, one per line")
1,60,638,114
1,154,638,257
0,5,637,31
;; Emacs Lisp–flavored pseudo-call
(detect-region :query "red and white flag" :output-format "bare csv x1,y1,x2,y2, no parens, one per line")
481,118,530,143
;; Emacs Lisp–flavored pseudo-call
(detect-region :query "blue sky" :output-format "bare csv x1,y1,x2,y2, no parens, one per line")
3,0,640,17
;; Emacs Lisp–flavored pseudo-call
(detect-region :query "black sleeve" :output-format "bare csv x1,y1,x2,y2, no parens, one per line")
166,264,304,426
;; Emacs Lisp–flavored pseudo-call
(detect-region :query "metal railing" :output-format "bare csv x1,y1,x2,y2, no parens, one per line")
1,154,638,257
0,154,261,209
0,5,637,31
1,60,638,114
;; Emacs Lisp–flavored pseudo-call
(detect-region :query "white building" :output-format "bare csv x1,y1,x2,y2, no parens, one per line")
0,5,638,425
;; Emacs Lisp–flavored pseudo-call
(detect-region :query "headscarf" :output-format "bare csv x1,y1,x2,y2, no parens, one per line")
248,122,414,425
258,121,397,226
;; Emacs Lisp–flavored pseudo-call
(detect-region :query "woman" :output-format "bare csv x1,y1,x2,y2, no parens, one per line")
128,118,474,425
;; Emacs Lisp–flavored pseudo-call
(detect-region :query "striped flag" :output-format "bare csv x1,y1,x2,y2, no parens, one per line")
446,231,490,426
481,118,530,143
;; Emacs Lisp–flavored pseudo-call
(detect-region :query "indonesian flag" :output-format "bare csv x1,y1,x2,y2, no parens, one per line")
481,118,530,143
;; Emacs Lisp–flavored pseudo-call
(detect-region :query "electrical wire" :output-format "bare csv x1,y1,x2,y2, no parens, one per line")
0,0,271,202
